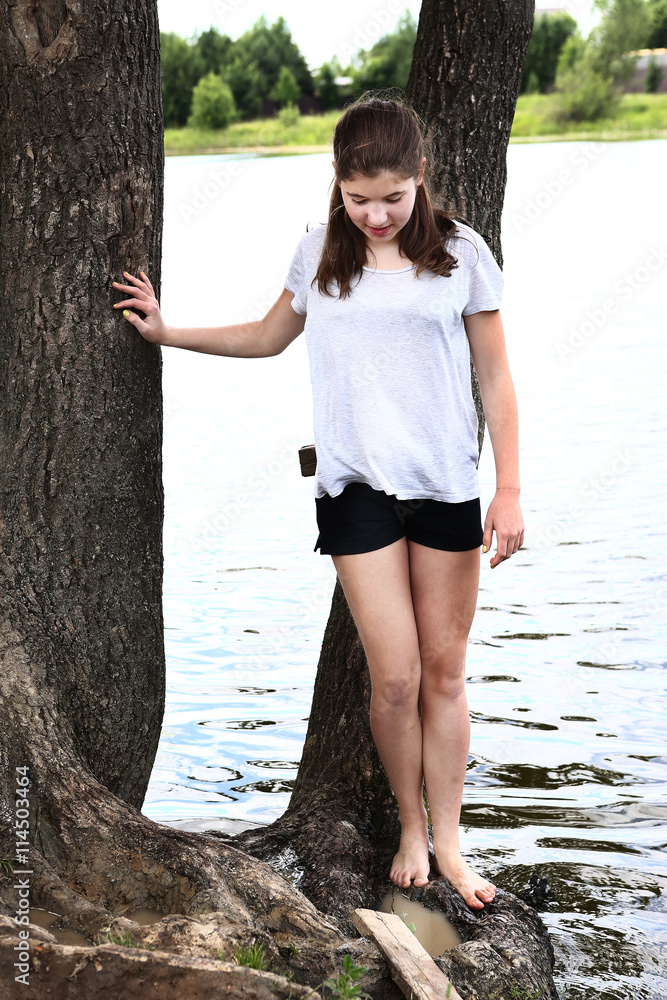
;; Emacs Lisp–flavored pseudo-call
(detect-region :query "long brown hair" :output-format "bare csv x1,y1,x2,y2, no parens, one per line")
315,94,459,299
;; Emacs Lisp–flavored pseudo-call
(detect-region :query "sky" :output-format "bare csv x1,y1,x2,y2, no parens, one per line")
157,0,602,71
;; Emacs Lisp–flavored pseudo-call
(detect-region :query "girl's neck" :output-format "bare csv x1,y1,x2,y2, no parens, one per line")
365,239,412,271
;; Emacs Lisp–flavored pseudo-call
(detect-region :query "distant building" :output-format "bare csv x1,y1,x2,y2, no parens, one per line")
625,49,667,93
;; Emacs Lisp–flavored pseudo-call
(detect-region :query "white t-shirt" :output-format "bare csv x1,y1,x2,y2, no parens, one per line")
284,221,503,502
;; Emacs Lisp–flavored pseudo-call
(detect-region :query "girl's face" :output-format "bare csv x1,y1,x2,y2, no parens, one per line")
338,163,425,249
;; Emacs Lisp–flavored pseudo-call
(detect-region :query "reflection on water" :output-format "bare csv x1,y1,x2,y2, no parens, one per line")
143,141,667,998
379,891,462,956
29,909,93,948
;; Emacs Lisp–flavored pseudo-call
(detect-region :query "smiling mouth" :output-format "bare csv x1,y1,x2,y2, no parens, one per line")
368,225,391,235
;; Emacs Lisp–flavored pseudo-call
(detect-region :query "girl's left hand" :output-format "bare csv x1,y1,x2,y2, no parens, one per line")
482,491,524,569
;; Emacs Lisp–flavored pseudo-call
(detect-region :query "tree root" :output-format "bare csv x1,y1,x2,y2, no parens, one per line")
0,915,323,1000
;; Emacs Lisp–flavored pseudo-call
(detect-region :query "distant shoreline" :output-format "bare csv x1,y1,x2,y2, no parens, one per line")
164,94,667,157
165,131,667,157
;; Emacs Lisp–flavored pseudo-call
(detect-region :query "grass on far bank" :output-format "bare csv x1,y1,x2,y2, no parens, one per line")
164,109,340,155
163,93,667,156
511,91,667,140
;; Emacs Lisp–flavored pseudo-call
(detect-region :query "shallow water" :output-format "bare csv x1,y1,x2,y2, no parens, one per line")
143,141,667,998
378,891,462,956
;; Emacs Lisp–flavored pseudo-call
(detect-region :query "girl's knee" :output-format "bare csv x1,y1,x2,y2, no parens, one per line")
370,670,421,712
419,654,467,701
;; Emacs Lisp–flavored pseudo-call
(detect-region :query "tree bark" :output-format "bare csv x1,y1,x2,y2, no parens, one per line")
0,3,556,999
405,0,535,263
0,0,165,811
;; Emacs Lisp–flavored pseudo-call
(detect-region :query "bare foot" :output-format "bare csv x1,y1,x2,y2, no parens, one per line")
389,818,430,889
433,846,496,910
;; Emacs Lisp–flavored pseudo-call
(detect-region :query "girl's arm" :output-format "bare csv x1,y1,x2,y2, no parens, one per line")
465,309,525,568
112,271,305,358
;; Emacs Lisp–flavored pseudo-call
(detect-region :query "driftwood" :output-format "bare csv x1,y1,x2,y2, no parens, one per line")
352,909,463,1000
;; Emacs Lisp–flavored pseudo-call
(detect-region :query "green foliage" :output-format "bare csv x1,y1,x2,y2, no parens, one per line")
647,0,667,46
553,55,621,122
95,931,155,950
556,33,588,76
352,11,417,93
225,57,263,121
323,954,372,999
160,31,204,127
520,11,578,93
231,16,313,117
163,109,342,155
510,90,667,137
549,0,655,122
645,53,664,91
590,0,651,82
271,66,301,106
488,987,541,1000
316,62,340,109
508,986,541,1000
552,34,620,122
194,26,233,77
234,940,271,971
316,56,356,110
524,71,541,94
0,858,15,879
161,19,313,124
188,73,236,130
278,104,301,128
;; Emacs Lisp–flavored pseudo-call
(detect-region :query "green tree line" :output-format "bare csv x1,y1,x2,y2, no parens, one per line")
161,11,418,129
162,2,667,131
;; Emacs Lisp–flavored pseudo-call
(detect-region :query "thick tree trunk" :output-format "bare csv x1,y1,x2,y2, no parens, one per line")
0,0,165,811
0,3,555,999
405,0,535,262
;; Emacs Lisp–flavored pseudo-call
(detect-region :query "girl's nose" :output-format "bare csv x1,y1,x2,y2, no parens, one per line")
368,205,388,225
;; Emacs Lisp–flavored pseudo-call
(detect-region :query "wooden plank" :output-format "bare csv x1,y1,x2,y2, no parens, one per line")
298,444,317,477
351,908,462,1000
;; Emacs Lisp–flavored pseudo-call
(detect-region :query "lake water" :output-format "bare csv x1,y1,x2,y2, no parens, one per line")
142,140,667,999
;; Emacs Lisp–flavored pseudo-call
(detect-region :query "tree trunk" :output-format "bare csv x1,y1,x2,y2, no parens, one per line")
0,3,556,999
405,0,535,263
0,0,165,812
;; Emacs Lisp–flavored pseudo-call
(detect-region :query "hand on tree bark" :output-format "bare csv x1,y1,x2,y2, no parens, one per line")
112,270,169,344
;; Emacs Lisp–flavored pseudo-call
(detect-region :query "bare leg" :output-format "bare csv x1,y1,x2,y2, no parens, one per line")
332,539,429,888
407,540,496,910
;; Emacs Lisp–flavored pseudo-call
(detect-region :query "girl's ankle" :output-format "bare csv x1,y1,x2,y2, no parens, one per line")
398,808,429,832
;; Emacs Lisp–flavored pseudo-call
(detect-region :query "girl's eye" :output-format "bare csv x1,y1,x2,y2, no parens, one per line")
351,196,401,205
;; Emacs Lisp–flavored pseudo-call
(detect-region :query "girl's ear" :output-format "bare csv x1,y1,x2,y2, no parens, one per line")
416,156,426,186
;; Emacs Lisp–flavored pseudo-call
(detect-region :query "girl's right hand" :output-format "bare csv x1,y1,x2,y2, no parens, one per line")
112,270,170,344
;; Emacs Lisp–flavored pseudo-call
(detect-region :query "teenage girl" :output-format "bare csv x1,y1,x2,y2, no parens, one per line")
112,96,524,911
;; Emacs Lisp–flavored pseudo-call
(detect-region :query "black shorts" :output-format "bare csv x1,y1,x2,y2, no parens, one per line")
314,481,484,556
